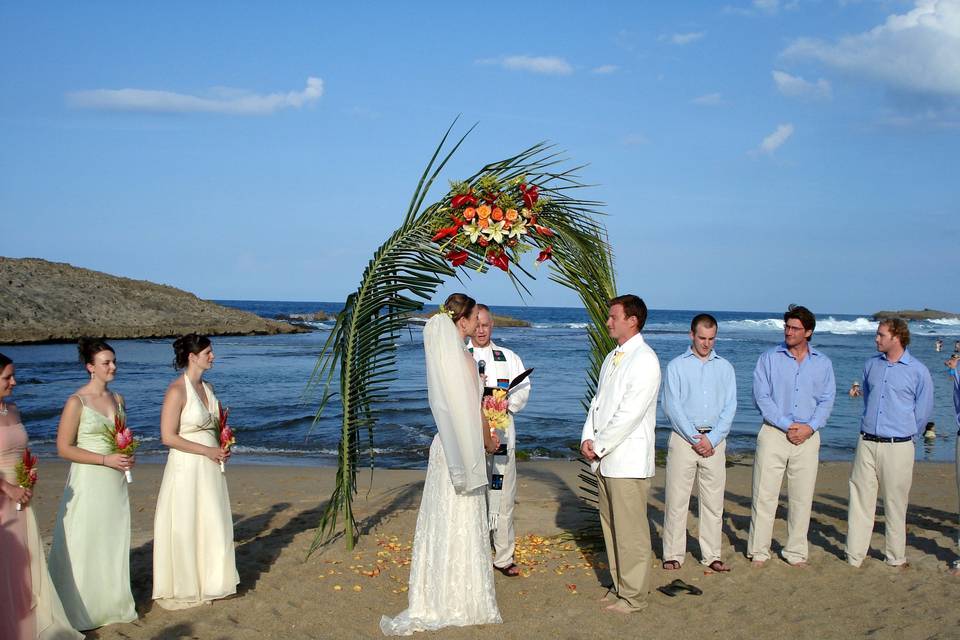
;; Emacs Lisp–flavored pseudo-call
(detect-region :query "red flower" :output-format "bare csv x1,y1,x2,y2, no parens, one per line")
451,192,478,209
445,249,469,266
22,449,37,471
486,250,510,272
520,183,539,209
431,225,459,242
536,245,553,263
533,224,554,237
219,405,235,449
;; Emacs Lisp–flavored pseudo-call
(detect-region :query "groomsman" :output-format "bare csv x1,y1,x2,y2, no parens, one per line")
661,314,737,572
580,295,660,614
468,304,531,577
845,319,933,568
748,304,836,567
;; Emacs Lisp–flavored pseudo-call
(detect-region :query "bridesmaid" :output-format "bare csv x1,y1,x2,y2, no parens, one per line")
0,353,82,640
48,339,137,631
152,334,238,609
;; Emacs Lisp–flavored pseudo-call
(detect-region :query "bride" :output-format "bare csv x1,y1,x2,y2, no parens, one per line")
381,293,502,635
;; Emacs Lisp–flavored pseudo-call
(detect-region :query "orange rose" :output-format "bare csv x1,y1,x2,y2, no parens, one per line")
477,205,491,219
463,207,477,221
505,208,519,222
491,207,504,222
478,218,490,229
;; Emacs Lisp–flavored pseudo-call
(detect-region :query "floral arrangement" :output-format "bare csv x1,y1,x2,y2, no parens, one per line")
14,448,37,512
431,174,555,272
103,404,138,483
217,403,235,473
482,388,510,439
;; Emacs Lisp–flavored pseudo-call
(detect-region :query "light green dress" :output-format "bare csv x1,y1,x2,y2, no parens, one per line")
48,396,137,631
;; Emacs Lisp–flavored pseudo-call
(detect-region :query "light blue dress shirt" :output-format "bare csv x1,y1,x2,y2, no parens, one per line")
662,348,737,448
860,349,934,438
752,342,836,432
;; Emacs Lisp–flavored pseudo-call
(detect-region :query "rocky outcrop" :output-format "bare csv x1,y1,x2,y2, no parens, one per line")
872,309,959,321
0,257,307,344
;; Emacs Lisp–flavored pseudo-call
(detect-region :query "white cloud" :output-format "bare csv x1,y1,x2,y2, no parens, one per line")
772,70,833,99
592,64,619,74
477,55,574,75
751,123,795,155
691,92,728,106
622,133,649,145
665,31,705,45
67,77,323,115
783,0,960,97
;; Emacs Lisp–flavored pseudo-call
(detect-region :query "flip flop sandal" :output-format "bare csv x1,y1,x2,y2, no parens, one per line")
662,560,682,570
494,563,521,577
658,579,703,597
708,560,731,572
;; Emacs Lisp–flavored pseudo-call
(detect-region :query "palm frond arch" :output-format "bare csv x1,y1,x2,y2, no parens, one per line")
306,122,617,554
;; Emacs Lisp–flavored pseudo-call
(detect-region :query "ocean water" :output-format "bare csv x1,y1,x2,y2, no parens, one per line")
3,302,959,468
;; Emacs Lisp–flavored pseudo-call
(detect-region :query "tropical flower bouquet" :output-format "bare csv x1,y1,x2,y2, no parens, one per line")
14,448,37,512
103,404,139,483
482,388,510,441
217,403,235,473
431,174,555,273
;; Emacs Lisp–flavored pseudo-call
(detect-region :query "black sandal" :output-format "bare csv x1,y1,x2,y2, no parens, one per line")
494,563,521,577
657,579,703,597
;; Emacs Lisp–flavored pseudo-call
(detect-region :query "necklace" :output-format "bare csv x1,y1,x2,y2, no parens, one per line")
0,402,7,416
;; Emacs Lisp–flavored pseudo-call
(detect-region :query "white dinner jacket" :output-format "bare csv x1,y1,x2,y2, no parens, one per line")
580,332,661,478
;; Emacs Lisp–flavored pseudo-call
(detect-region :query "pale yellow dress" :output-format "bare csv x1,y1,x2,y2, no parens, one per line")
48,397,137,631
152,376,238,609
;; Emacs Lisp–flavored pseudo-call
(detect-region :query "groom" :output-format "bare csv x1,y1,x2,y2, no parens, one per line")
580,294,661,614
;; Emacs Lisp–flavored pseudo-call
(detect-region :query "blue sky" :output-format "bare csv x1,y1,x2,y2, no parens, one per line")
2,1,958,315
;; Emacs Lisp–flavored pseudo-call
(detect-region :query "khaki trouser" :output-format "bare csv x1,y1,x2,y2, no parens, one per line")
845,437,915,567
662,432,727,565
597,473,651,611
747,423,821,564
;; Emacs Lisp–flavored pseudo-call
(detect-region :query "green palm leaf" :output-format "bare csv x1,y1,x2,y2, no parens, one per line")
306,123,616,554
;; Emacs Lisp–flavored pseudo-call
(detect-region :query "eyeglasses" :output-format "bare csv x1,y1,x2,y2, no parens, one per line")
784,324,806,333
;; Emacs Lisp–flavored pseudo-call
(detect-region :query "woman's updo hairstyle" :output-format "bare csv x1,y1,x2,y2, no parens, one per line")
77,337,115,366
443,293,477,324
173,334,212,370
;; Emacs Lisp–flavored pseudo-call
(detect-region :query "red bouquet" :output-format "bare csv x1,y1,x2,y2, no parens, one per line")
14,448,37,512
217,403,235,472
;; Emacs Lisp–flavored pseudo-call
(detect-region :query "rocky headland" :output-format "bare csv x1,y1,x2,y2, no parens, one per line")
0,257,307,344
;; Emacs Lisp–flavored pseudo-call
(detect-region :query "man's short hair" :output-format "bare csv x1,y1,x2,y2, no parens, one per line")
609,294,648,332
476,303,491,313
879,317,911,348
784,304,816,341
690,313,718,333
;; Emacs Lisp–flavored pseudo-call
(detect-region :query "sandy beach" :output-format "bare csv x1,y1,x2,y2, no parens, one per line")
25,458,960,640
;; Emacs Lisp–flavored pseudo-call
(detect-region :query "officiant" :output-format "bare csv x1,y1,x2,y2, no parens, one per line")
468,304,531,577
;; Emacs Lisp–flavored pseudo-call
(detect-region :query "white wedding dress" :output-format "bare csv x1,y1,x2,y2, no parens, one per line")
380,314,501,635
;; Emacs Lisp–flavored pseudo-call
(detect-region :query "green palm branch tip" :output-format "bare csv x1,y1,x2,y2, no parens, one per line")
306,123,615,554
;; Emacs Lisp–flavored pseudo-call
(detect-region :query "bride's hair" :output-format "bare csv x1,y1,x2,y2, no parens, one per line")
443,293,476,324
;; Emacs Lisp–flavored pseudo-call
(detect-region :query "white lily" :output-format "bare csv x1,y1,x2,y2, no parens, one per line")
462,222,483,243
507,220,527,239
483,221,506,244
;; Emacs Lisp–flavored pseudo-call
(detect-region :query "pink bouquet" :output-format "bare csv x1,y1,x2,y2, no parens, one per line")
103,404,138,483
14,448,37,512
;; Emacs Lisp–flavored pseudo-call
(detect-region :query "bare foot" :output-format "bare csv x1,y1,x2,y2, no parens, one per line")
949,566,960,577
788,561,809,569
707,560,731,573
751,560,766,568
662,560,681,571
